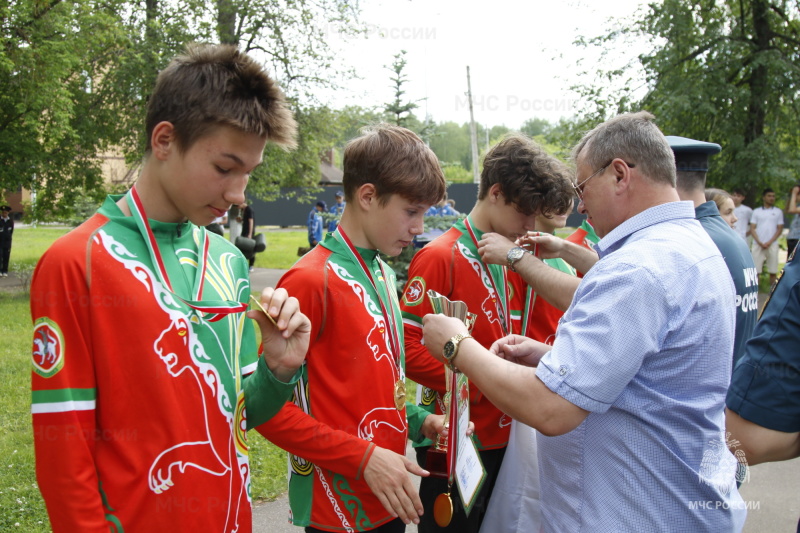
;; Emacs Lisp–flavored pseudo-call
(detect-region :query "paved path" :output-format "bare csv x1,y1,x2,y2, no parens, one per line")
248,268,288,294
252,443,421,532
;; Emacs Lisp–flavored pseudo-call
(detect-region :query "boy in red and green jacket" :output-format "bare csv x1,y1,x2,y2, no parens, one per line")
401,134,574,532
257,125,447,532
31,44,309,532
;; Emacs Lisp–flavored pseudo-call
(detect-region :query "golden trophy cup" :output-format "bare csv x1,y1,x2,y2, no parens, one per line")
425,290,477,479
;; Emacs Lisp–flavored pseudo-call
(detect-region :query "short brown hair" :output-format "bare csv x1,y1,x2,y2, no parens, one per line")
342,124,446,206
145,43,297,153
479,134,574,217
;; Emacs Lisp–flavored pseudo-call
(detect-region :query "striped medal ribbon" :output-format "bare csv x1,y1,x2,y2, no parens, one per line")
463,216,510,335
333,226,406,410
126,186,247,322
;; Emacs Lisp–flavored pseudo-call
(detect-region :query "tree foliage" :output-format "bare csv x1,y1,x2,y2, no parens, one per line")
1,0,363,219
1,0,131,218
573,0,800,198
384,50,419,128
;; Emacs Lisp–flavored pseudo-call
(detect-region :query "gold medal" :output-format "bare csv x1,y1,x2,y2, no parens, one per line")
249,295,277,326
394,379,406,410
433,492,453,527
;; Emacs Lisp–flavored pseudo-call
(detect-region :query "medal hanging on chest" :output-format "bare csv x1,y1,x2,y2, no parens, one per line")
334,227,406,411
126,186,248,321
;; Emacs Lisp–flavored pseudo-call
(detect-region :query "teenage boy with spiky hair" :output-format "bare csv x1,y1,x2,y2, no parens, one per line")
257,124,447,532
31,44,310,532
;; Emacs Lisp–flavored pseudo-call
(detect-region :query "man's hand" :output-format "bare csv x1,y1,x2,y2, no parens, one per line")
363,446,428,525
518,232,565,259
421,314,470,363
248,287,310,382
490,334,551,367
477,232,517,265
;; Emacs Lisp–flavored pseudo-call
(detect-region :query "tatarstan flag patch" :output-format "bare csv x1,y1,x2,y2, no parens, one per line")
402,276,426,306
32,317,65,378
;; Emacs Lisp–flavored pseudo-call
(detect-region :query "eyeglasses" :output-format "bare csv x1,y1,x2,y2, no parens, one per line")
572,159,635,200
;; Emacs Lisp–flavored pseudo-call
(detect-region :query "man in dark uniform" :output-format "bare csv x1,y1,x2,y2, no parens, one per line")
240,200,255,271
668,136,758,365
327,190,345,232
0,205,13,277
726,247,800,530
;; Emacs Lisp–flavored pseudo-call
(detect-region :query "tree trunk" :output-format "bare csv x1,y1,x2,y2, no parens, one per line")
745,0,770,146
218,0,237,45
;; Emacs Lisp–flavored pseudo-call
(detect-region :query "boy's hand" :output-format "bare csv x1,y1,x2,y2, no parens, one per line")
477,232,517,265
363,446,428,525
248,287,310,382
420,414,475,442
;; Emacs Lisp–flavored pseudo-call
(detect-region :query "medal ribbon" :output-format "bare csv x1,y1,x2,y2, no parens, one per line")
519,241,539,337
333,227,403,369
463,216,510,335
521,286,536,337
126,187,247,321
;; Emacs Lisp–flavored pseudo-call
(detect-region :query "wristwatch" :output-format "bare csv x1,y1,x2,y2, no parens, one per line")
506,246,526,272
443,333,472,372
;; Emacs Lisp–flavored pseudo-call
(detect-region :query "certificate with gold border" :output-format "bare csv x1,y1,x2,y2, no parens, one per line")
453,372,486,515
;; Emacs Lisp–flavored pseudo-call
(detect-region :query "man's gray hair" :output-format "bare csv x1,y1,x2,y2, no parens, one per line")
572,111,676,187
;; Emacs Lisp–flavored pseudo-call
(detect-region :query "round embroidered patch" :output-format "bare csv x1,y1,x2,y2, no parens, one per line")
234,391,249,456
402,276,426,306
32,317,65,378
420,386,437,407
291,453,314,476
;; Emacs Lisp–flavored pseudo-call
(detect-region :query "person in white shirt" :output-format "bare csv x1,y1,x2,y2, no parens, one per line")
732,189,753,242
750,187,784,286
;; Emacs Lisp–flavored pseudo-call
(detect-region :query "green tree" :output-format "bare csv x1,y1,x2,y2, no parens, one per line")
520,117,552,138
0,0,132,219
385,50,419,127
574,0,800,196
427,121,471,169
1,0,364,219
250,104,344,200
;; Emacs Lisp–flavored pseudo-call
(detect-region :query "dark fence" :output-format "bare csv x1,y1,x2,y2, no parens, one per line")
249,184,586,228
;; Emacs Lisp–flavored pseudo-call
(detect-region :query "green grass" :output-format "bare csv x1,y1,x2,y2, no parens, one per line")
251,228,307,270
8,227,72,270
0,291,50,531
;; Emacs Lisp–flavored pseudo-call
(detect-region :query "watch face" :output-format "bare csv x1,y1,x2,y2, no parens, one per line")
443,341,455,359
508,247,525,261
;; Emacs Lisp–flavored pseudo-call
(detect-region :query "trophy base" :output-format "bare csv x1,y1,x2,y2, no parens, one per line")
426,447,449,479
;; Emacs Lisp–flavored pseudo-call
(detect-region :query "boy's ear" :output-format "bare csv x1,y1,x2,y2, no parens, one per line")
356,183,378,210
488,183,503,204
151,121,176,161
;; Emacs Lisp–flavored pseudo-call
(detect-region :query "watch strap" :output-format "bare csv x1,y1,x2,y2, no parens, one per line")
445,333,472,372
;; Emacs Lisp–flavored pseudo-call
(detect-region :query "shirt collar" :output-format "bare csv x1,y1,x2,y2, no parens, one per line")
355,245,380,263
595,201,696,258
694,200,720,219
99,194,192,238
